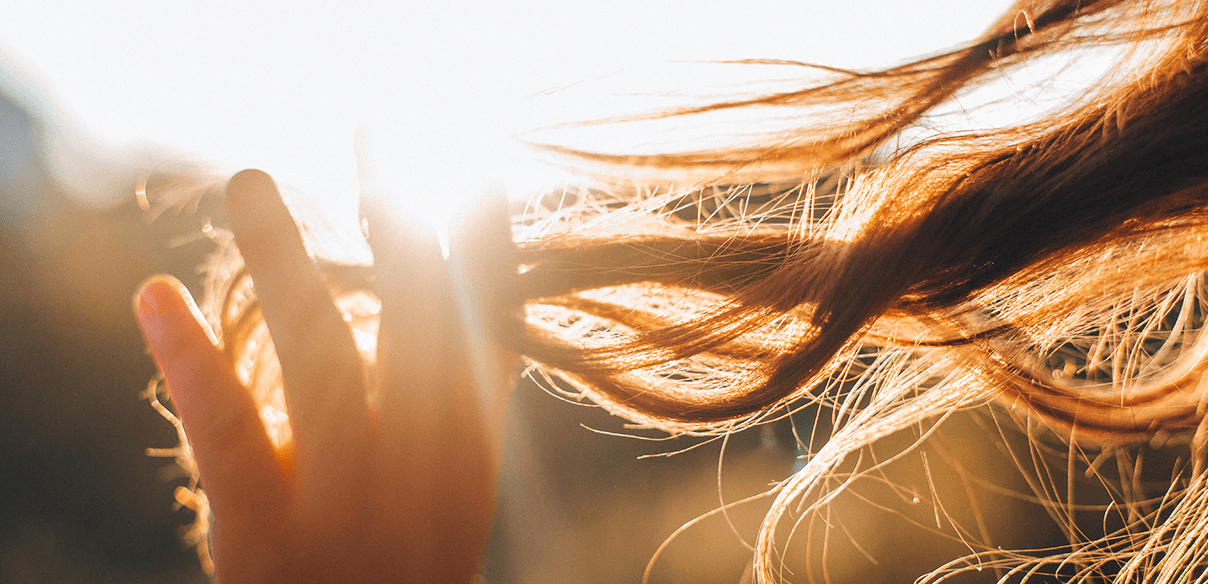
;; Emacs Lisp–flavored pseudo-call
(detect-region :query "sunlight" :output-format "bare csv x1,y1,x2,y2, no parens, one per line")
0,0,1011,225
355,111,544,256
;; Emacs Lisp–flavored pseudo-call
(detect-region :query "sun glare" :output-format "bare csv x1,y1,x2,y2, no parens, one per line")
1,0,1011,223
355,110,549,254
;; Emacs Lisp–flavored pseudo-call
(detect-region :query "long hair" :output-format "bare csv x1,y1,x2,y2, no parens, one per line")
155,0,1208,581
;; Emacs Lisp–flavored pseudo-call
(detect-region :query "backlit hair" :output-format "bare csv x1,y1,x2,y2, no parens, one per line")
153,0,1208,581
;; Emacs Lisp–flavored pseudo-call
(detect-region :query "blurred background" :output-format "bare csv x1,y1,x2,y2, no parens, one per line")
0,1,1092,582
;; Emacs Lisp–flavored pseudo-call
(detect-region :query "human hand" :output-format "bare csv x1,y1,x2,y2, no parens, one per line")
135,170,516,583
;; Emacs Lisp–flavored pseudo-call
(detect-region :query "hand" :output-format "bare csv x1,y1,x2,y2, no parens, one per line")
135,170,516,583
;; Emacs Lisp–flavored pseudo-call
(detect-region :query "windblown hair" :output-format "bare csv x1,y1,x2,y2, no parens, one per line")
153,0,1208,581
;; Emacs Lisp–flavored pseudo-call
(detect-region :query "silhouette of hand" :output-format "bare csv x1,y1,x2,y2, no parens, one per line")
135,169,516,583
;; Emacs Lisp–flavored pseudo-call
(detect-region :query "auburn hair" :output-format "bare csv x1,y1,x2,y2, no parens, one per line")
152,0,1208,581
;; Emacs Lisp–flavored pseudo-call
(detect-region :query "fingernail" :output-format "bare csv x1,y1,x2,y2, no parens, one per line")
225,169,278,218
134,278,182,346
135,277,181,317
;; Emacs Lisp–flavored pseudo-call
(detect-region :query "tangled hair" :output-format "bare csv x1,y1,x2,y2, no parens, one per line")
154,0,1208,581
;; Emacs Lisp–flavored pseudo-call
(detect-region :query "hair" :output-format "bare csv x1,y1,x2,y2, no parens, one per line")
150,0,1208,581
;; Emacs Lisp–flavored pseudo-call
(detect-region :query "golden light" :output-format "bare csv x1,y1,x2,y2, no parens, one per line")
0,0,1011,223
1,2,1037,581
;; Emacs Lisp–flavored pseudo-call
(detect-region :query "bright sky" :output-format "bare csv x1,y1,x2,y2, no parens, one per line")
1,0,1011,220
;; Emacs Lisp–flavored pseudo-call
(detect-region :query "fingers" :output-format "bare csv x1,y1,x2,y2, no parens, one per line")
362,196,462,435
367,187,518,430
364,197,476,580
133,276,287,571
362,191,517,581
446,186,521,440
223,170,370,516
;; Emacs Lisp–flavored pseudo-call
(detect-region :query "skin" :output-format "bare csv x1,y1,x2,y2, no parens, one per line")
135,169,515,583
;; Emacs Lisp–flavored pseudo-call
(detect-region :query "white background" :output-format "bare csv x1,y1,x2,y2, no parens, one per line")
0,0,1012,215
